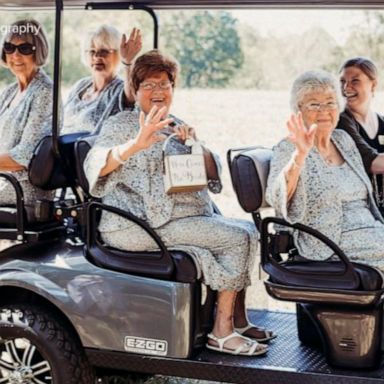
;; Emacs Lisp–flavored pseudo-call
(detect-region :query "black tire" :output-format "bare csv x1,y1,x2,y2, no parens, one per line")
0,304,95,384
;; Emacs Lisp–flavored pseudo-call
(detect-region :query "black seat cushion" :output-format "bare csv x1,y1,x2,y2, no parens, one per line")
0,205,58,229
86,243,198,283
0,206,36,227
270,260,383,291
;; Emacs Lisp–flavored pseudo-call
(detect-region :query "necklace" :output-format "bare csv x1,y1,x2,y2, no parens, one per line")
322,154,334,165
82,87,99,102
317,148,335,165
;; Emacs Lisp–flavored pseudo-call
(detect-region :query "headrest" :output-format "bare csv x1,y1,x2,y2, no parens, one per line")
28,131,89,190
74,135,98,194
227,146,272,212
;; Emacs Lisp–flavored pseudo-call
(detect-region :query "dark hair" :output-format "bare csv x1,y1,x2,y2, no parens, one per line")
339,57,378,81
130,49,178,94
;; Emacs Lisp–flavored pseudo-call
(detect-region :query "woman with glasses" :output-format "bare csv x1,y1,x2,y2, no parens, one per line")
84,50,273,356
338,57,384,214
267,70,384,271
0,19,54,206
62,24,141,134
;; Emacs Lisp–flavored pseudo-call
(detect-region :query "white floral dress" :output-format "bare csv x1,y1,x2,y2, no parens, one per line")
62,76,126,135
267,130,384,271
0,69,54,205
84,108,258,291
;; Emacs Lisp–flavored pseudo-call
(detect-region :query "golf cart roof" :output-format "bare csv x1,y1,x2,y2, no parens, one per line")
1,0,384,10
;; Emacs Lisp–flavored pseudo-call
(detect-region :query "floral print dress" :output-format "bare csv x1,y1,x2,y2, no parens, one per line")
0,69,54,205
84,108,258,291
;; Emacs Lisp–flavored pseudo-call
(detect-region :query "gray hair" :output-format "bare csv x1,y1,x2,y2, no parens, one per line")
81,24,120,66
290,70,344,113
0,19,49,67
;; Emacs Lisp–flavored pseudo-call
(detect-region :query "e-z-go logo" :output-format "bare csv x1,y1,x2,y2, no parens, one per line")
124,336,168,356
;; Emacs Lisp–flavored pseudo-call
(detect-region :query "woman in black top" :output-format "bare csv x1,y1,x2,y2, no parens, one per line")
339,57,384,214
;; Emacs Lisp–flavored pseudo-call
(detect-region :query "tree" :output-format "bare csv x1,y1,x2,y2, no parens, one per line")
342,11,384,73
162,11,243,88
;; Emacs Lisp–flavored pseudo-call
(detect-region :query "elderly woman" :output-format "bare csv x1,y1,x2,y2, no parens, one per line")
0,19,53,205
62,24,141,134
266,70,384,271
338,58,384,213
84,50,272,356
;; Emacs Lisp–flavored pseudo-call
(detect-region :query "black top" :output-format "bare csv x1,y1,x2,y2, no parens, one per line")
358,113,384,154
337,110,379,173
338,110,384,212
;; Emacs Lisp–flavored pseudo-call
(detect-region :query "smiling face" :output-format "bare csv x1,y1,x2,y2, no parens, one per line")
5,36,37,78
135,71,174,117
86,43,119,78
299,89,340,134
340,66,376,113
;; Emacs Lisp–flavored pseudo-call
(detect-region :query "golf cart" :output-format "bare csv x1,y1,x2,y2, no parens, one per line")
0,1,383,384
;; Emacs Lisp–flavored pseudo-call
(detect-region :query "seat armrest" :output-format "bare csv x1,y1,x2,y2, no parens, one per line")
261,216,361,290
0,173,25,239
86,201,174,278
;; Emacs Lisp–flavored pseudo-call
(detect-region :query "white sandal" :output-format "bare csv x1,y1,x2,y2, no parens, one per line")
234,324,277,342
206,332,268,356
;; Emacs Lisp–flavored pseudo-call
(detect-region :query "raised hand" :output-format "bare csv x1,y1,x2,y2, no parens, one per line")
120,27,142,64
134,106,173,150
287,112,317,156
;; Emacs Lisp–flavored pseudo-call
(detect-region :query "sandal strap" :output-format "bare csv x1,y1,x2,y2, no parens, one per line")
207,332,240,350
233,339,257,355
235,324,273,338
208,332,259,355
234,324,255,334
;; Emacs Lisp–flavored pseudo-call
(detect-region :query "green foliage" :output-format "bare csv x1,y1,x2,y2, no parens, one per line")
341,11,384,77
2,9,384,90
162,11,243,88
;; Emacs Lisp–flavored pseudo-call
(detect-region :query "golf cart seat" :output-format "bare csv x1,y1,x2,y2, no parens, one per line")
73,135,215,350
0,132,91,242
74,135,199,283
227,146,384,369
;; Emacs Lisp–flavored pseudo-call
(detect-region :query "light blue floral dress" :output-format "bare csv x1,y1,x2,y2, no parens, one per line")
62,76,126,134
0,69,53,205
267,130,384,271
84,108,258,291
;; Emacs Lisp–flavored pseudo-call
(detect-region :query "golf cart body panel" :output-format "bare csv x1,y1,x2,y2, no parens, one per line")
0,241,194,357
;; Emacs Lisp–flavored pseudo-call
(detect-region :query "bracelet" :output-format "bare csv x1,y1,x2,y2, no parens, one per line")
292,158,304,169
111,145,125,165
121,61,132,67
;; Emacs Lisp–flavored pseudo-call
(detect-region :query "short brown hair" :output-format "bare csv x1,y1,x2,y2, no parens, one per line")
339,57,378,81
0,19,49,67
130,49,179,94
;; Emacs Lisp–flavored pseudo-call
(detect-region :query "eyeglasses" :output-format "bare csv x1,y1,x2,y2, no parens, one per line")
86,48,116,58
3,42,36,56
302,101,338,111
139,81,173,91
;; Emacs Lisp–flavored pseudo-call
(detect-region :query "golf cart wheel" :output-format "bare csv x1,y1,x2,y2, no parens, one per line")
0,304,95,384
